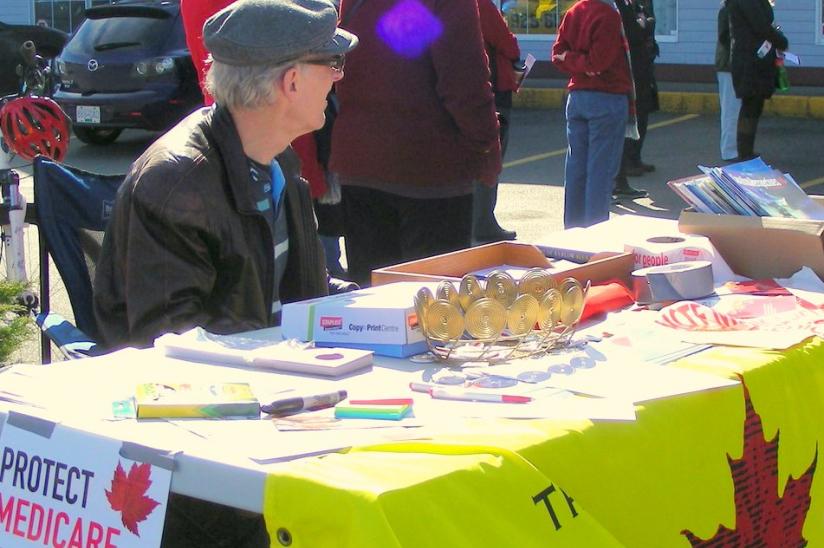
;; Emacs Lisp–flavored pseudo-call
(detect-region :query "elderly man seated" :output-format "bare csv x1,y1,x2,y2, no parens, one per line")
94,0,358,352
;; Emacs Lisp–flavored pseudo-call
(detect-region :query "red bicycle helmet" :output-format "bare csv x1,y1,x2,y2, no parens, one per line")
0,97,70,162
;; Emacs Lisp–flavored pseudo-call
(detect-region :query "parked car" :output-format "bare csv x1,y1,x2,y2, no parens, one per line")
0,21,68,96
52,1,202,145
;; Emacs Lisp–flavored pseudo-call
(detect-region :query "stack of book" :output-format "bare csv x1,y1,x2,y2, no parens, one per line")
668,158,824,219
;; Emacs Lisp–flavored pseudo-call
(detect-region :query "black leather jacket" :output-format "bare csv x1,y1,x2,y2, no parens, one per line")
93,106,328,350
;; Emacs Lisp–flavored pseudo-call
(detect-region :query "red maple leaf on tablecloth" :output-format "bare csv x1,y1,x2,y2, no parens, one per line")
105,461,161,536
682,382,817,547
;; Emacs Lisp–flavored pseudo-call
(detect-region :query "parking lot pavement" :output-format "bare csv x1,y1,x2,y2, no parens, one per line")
4,108,823,362
496,108,824,243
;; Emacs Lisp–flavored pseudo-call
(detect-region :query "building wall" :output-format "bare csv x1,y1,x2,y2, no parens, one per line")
513,0,824,70
2,0,33,24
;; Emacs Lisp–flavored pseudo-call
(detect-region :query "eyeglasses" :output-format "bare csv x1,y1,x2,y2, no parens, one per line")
302,55,345,73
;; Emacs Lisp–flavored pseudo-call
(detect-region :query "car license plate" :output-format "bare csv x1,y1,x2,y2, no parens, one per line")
76,105,100,124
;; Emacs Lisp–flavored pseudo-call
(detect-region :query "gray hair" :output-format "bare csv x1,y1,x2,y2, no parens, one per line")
204,58,291,109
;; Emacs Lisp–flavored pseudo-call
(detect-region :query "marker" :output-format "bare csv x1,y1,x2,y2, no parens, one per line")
261,390,347,416
429,389,531,404
409,382,436,394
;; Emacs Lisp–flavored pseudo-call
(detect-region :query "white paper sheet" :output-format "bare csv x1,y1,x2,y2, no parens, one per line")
482,346,738,403
777,267,824,307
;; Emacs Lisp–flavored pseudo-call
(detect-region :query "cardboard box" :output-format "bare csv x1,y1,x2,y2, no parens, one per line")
371,241,635,287
282,282,438,357
678,196,824,280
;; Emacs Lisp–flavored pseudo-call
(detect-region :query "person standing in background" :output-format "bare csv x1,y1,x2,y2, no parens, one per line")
716,0,740,162
612,0,658,201
727,0,788,160
552,0,633,229
331,0,501,287
474,0,520,244
180,0,230,105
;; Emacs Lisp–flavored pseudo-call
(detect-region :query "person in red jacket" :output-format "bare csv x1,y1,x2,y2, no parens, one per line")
181,0,230,105
552,0,633,228
474,0,520,244
331,0,501,287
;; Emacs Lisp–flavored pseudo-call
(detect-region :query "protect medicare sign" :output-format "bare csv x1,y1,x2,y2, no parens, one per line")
0,412,173,547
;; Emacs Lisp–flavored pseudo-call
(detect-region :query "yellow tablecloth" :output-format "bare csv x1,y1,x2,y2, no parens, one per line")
263,340,824,547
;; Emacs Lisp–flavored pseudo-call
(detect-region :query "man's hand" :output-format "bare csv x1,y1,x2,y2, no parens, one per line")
329,276,359,294
552,51,567,62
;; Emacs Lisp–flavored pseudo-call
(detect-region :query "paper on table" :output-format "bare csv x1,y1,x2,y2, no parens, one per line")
170,418,428,463
411,389,636,421
676,330,812,350
584,309,711,365
500,351,738,403
776,267,824,307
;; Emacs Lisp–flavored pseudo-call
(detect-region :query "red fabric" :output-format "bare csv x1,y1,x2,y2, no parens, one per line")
580,281,635,322
180,0,232,106
477,0,521,93
181,0,327,190
330,0,501,187
551,0,632,95
292,133,328,199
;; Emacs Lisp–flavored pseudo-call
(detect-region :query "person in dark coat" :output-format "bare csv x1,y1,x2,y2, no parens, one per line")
613,0,659,200
331,0,501,287
716,0,741,162
474,0,520,243
727,0,788,160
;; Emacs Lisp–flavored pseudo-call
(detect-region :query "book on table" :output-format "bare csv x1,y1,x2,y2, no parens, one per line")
155,327,374,377
134,382,260,419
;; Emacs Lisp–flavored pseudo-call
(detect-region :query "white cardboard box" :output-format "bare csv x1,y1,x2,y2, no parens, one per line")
281,282,438,357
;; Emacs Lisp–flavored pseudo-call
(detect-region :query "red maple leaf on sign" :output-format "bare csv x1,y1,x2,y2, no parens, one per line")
105,461,161,536
682,382,817,547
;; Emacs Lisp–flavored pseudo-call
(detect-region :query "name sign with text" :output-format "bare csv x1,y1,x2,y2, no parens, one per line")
0,412,173,548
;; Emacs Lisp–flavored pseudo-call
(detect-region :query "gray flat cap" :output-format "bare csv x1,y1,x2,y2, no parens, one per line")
204,0,358,67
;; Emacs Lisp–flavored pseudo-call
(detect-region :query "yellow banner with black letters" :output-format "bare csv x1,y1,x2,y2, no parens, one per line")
263,340,824,547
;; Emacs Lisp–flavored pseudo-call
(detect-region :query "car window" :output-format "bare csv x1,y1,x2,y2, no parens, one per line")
64,15,175,54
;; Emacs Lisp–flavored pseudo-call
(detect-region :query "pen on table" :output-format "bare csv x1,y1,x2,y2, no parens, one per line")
261,390,347,417
429,388,531,404
409,382,436,394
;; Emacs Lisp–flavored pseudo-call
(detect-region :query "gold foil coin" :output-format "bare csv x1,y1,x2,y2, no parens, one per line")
559,277,581,296
507,294,539,336
413,287,434,332
425,300,465,341
485,270,517,308
559,283,585,326
519,268,557,301
458,275,486,311
537,288,562,331
436,281,461,309
464,298,507,339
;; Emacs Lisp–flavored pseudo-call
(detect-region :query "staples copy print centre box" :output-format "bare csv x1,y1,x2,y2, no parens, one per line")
281,282,438,357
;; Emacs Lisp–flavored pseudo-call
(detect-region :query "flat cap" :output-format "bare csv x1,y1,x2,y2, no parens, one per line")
204,0,358,67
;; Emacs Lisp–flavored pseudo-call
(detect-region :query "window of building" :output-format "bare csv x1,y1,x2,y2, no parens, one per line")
500,0,678,41
818,0,824,45
33,0,117,34
654,0,678,42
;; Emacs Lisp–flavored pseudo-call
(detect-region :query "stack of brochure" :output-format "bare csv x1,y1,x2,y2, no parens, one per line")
668,157,824,219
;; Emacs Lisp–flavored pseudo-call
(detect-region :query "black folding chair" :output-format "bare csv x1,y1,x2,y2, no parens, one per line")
32,156,124,362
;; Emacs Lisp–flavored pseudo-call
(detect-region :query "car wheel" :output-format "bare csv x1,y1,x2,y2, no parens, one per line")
73,127,122,145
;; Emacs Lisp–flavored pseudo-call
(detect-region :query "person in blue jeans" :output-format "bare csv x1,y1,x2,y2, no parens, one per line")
552,0,634,228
